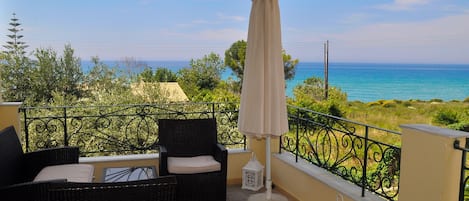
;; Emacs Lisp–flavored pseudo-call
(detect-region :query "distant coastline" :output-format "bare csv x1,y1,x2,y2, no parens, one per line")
81,61,469,103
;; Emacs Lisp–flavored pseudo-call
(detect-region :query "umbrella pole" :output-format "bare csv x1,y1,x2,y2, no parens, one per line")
248,136,286,201
266,135,272,200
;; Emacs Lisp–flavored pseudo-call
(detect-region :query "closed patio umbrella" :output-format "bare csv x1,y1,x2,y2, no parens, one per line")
238,0,288,200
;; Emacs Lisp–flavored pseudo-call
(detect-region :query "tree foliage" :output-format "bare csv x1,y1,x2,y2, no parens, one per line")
1,15,84,105
155,68,178,82
139,67,178,82
0,13,33,102
288,76,347,117
59,44,85,99
178,52,225,99
32,47,60,102
224,40,246,83
3,13,28,55
85,57,130,103
224,40,299,92
30,44,85,104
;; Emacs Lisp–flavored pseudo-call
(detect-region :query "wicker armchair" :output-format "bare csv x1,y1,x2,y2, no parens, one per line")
0,126,177,201
158,118,228,201
0,126,80,201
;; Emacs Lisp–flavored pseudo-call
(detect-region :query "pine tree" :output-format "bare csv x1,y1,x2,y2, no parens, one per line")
0,13,32,102
3,13,28,55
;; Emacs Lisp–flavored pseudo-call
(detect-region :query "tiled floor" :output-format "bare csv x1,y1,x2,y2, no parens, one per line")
227,184,297,201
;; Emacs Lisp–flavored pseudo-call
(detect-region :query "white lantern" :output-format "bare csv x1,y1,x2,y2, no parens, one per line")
242,152,264,191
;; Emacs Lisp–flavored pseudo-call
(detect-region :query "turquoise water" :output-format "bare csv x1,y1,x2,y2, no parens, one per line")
82,61,469,103
287,62,469,102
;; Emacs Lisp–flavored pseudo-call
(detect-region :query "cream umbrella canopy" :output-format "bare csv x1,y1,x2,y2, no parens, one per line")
238,0,288,200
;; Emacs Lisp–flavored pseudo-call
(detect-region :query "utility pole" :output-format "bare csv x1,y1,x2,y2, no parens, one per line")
324,40,329,100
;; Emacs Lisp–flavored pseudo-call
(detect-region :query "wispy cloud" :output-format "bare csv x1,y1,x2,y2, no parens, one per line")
175,13,245,28
216,12,246,22
282,12,469,63
376,0,431,11
196,28,246,42
331,13,469,63
191,20,213,25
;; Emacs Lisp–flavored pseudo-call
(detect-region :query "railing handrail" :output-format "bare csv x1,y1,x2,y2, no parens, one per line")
20,102,233,110
22,103,401,137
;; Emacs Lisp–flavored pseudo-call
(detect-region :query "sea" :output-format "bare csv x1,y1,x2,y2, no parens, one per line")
81,61,469,103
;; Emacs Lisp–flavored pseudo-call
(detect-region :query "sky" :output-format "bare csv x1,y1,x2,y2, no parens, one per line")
1,0,469,64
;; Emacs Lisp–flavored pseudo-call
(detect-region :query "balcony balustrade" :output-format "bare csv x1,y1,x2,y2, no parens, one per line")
18,102,402,200
283,106,401,200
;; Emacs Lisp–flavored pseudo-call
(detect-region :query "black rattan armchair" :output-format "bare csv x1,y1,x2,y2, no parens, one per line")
158,118,227,201
0,125,177,201
0,125,80,201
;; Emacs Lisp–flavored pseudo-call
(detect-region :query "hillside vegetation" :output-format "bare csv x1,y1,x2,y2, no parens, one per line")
345,99,469,132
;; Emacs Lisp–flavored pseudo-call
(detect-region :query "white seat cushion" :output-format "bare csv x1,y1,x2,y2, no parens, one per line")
34,164,94,183
168,155,221,174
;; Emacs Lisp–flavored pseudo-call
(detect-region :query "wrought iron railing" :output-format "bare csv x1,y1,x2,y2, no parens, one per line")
20,103,401,200
453,139,469,201
282,106,401,200
20,102,244,155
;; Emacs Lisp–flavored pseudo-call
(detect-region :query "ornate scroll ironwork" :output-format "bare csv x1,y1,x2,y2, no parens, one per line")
21,102,401,200
21,102,245,155
283,106,401,200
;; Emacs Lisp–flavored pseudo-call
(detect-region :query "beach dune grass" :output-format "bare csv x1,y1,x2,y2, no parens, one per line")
346,99,469,132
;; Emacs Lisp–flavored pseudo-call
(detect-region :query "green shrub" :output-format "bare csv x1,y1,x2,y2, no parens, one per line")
327,103,344,117
409,99,423,102
447,122,469,132
433,110,459,125
429,98,443,103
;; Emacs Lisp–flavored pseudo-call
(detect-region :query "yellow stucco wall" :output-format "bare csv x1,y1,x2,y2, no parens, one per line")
272,156,355,201
0,102,22,135
248,136,377,201
399,124,469,201
226,150,252,184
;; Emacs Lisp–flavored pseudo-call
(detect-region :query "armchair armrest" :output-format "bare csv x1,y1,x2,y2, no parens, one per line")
0,179,67,201
22,147,79,181
48,176,177,201
213,143,228,173
158,145,169,175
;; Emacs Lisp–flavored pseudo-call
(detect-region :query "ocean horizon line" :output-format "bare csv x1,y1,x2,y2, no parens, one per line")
81,60,469,66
